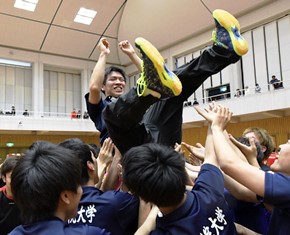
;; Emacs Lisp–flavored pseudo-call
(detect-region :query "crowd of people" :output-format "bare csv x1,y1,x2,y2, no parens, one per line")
0,9,286,235
71,109,89,119
0,106,16,116
0,107,90,119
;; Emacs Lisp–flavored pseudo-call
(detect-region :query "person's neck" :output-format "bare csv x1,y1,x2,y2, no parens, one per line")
54,209,66,221
4,187,13,199
84,178,96,187
158,193,187,216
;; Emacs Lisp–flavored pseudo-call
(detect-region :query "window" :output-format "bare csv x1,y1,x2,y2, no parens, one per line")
44,69,81,117
207,84,231,102
0,63,32,114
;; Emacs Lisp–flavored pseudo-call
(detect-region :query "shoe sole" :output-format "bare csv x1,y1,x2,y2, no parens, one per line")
213,9,248,56
135,37,182,96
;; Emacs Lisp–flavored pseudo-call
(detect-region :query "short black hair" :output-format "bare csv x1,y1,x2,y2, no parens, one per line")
88,143,101,157
11,140,82,224
103,66,127,85
58,138,93,185
1,155,22,176
122,143,187,207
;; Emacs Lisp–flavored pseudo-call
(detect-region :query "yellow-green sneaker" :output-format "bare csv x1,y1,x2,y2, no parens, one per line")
135,37,182,99
212,9,248,56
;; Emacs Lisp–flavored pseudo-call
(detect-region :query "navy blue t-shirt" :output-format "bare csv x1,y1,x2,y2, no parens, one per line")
85,93,110,145
68,186,139,235
151,164,237,235
224,161,271,235
226,190,271,234
0,190,22,235
225,189,270,234
263,172,290,235
9,217,109,235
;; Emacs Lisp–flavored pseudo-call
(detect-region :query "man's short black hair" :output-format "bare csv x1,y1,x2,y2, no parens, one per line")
121,143,187,207
11,140,82,224
1,155,22,176
88,143,100,157
103,66,127,85
58,138,93,185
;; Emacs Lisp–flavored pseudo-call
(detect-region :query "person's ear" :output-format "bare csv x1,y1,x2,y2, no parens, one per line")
101,84,106,92
87,161,95,171
60,191,70,205
117,163,123,179
261,145,267,153
1,175,6,183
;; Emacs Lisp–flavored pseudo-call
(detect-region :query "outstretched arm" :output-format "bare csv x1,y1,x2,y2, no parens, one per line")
203,124,218,166
194,104,266,197
119,40,142,72
100,143,122,191
89,38,110,104
181,142,205,165
97,138,114,183
224,173,258,202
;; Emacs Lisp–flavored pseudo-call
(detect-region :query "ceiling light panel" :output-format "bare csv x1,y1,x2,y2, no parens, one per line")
74,7,97,25
14,0,38,12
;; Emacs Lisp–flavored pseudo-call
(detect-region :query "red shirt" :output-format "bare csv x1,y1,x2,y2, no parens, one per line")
0,185,6,192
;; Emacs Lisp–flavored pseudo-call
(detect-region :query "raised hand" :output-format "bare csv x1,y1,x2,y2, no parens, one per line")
229,135,260,167
119,39,142,71
181,142,205,162
98,38,110,55
98,137,114,167
194,102,232,131
118,40,135,55
174,142,185,155
212,105,232,131
194,104,215,123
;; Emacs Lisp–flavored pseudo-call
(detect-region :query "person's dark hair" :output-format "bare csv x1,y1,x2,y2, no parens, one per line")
103,66,127,85
58,138,93,185
121,143,187,207
88,143,101,158
1,155,22,176
11,140,82,224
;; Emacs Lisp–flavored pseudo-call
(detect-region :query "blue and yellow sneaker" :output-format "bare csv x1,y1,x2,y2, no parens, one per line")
135,37,182,99
212,9,248,56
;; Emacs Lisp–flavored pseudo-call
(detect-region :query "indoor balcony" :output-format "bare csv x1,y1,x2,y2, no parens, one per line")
0,80,289,135
183,79,290,128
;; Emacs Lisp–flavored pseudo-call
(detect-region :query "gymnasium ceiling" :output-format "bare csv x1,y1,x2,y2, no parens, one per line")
0,0,290,136
0,0,285,67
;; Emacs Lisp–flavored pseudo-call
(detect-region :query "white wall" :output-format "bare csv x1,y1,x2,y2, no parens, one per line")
0,115,98,134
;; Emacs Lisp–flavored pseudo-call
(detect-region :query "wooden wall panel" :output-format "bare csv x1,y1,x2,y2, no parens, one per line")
0,134,99,163
1,115,290,163
182,116,290,150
